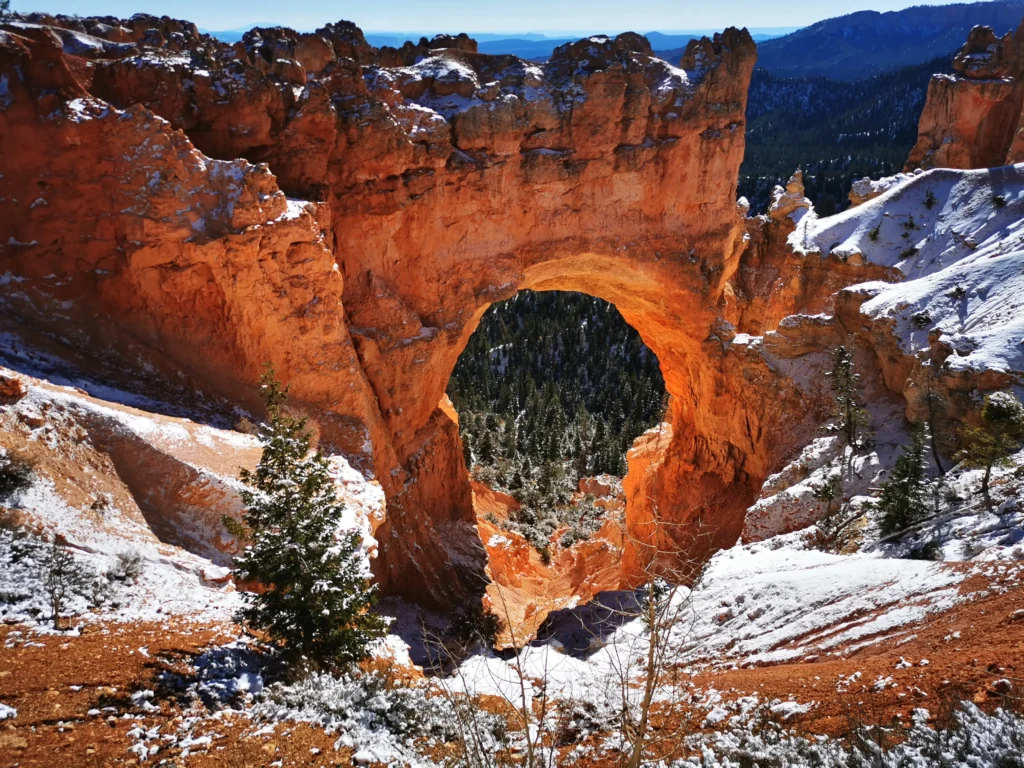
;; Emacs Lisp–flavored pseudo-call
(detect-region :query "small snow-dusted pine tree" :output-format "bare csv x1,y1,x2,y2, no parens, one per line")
233,368,385,671
46,538,95,630
815,470,843,518
878,423,930,535
955,390,1024,507
828,345,869,449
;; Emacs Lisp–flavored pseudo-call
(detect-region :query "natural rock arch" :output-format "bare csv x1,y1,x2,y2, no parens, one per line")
0,20,832,608
412,252,775,593
307,31,778,602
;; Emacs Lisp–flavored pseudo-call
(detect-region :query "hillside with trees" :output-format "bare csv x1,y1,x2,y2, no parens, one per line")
447,291,665,549
739,56,950,215
753,0,1024,79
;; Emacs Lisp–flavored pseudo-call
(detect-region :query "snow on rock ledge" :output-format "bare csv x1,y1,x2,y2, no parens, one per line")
790,164,1024,380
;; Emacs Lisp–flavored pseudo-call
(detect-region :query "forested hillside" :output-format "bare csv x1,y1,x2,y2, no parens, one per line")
447,291,665,549
739,56,950,214
754,0,1024,79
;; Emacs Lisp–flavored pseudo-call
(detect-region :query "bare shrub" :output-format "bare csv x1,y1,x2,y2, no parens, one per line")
109,550,144,583
46,538,96,630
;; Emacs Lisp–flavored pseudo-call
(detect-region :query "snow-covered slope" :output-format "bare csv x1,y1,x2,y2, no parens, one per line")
790,164,1024,377
447,530,1006,698
0,364,385,629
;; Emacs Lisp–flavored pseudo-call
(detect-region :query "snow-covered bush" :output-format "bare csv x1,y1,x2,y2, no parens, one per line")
558,496,607,549
171,639,268,709
172,637,507,764
672,703,1024,768
108,550,144,584
257,670,464,741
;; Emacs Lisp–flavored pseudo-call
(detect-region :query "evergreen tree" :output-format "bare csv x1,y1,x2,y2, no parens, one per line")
572,432,589,478
923,382,948,476
828,345,869,449
46,538,96,630
955,391,1024,507
878,423,930,535
516,417,529,454
814,471,843,520
232,368,385,670
813,469,845,546
477,428,497,464
501,418,518,460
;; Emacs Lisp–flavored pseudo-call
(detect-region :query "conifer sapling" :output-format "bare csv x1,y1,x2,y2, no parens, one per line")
828,345,869,450
878,423,930,535
955,391,1024,507
232,367,385,670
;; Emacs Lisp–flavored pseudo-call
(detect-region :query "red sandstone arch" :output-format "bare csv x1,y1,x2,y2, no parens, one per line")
313,32,780,603
0,21,828,609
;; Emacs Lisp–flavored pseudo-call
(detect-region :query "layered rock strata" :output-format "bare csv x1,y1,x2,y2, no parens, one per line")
907,20,1024,170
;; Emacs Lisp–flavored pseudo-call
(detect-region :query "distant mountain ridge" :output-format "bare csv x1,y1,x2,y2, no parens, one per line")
201,3,1024,74
202,25,792,58
756,0,1024,79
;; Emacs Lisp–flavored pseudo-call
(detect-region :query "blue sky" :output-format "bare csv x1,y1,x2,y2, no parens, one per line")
14,0,976,34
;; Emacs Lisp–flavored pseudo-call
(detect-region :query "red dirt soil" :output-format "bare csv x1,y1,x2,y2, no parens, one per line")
0,567,1021,766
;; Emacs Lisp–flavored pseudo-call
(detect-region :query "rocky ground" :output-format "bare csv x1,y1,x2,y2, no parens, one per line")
0,523,1021,766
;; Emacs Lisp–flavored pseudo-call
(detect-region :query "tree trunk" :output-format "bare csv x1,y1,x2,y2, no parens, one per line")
926,384,946,477
930,428,946,477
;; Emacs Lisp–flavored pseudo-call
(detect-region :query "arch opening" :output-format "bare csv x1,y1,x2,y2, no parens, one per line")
445,288,672,642
448,289,667,555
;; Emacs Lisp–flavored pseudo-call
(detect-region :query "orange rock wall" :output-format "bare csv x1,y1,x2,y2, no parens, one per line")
907,20,1024,170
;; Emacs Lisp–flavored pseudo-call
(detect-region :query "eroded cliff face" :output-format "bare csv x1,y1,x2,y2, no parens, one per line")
0,15,913,615
907,20,1024,170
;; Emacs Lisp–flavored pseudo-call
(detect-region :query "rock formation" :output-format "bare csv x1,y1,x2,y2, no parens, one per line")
3,14,981,622
728,170,897,337
907,19,1024,170
741,162,1024,543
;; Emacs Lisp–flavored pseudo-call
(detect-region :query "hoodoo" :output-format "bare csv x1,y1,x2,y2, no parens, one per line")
907,19,1024,170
